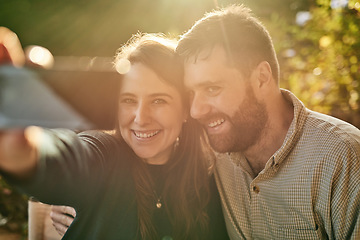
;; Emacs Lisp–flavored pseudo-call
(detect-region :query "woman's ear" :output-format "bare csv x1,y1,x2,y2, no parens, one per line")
255,61,272,88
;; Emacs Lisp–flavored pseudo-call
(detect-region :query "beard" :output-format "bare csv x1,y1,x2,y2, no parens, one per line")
206,88,268,153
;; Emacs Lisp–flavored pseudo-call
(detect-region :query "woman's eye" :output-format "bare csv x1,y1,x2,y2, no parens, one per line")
121,98,136,104
153,99,166,104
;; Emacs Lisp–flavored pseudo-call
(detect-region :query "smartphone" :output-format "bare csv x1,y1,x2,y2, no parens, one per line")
0,65,121,130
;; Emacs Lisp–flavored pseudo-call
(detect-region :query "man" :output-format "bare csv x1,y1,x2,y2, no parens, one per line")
176,4,360,240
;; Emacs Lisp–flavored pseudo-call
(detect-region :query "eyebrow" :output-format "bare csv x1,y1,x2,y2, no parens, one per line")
149,93,173,99
120,92,174,99
192,80,223,89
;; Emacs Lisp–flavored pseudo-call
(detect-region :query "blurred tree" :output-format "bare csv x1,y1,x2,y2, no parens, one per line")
275,0,360,127
0,175,28,237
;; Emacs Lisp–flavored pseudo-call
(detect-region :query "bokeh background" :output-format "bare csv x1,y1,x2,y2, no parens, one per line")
0,0,310,57
0,0,359,238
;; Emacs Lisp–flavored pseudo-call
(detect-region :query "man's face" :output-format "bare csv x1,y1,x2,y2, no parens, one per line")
184,46,268,153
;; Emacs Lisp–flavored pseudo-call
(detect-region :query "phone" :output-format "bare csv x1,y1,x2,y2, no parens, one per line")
0,65,121,130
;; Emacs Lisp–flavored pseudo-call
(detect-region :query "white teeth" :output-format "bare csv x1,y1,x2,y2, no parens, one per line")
134,131,159,138
208,119,225,128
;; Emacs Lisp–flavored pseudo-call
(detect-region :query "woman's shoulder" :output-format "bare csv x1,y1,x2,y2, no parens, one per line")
78,130,128,154
79,129,117,142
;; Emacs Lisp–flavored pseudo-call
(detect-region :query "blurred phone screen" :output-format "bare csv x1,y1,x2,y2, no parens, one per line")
0,65,120,130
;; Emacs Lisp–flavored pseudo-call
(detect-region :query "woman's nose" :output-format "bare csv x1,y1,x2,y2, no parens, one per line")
134,103,152,125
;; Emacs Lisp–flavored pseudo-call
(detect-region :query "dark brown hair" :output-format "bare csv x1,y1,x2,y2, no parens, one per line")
176,4,280,84
114,33,212,240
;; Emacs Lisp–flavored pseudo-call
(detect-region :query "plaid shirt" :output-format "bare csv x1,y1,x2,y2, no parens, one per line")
215,89,360,240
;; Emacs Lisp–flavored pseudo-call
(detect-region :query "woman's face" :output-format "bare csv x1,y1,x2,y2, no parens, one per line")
118,63,187,165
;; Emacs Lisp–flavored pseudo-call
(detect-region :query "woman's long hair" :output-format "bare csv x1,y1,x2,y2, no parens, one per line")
113,33,213,240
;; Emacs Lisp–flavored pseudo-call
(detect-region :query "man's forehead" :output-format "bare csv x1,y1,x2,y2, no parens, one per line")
184,46,229,68
184,66,223,90
184,47,213,64
183,47,242,89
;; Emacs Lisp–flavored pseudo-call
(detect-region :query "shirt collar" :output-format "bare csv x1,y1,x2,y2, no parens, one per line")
271,89,308,165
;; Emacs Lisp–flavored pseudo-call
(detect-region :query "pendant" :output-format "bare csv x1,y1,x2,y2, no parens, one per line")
156,199,162,209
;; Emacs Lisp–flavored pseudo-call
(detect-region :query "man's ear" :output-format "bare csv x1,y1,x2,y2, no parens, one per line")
255,61,272,88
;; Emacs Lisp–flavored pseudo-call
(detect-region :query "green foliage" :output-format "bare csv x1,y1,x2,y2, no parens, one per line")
275,0,360,127
0,176,28,237
0,0,215,57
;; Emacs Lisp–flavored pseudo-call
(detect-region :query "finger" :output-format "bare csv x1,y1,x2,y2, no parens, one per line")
51,205,76,218
61,206,76,218
52,221,68,237
50,205,63,213
50,210,74,227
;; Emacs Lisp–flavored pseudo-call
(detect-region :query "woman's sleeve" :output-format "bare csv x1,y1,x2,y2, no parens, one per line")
5,129,119,207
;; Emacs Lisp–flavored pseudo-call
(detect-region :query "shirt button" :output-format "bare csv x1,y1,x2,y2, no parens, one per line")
253,185,260,193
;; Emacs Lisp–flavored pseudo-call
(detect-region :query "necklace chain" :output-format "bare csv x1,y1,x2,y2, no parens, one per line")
153,190,162,209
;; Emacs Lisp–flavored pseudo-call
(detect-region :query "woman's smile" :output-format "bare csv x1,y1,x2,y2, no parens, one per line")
132,130,160,139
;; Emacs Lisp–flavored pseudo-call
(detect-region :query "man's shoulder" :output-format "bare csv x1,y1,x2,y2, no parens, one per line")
304,109,360,150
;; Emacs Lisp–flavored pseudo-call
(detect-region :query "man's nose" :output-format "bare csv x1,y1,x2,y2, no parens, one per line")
190,94,211,119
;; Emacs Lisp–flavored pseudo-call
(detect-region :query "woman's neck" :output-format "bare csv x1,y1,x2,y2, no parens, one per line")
143,150,172,165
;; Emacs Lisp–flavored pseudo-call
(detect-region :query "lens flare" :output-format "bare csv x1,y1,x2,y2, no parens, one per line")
115,58,131,74
26,45,54,69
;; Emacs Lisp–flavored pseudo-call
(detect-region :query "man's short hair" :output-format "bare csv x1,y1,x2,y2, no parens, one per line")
177,4,280,83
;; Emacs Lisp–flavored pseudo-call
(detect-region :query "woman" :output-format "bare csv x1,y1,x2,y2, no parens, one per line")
0,33,229,239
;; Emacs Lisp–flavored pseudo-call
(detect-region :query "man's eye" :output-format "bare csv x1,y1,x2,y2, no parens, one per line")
206,86,221,94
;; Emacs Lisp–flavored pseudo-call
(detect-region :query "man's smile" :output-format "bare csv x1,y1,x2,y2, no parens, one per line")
208,118,225,128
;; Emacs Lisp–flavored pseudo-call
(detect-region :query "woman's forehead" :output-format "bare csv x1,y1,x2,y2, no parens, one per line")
121,63,182,98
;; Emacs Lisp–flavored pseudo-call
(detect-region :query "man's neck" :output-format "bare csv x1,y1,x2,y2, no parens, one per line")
243,94,294,176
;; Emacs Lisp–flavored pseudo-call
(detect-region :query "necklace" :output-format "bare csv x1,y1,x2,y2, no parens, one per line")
148,164,165,209
153,190,162,208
